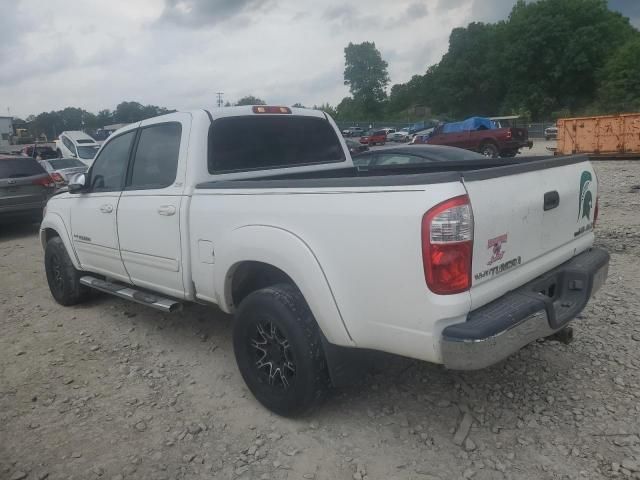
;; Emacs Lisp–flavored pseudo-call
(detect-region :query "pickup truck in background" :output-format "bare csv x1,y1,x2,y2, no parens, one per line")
40,106,608,416
427,116,533,157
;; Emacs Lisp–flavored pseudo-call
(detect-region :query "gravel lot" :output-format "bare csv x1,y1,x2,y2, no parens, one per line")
1,160,639,480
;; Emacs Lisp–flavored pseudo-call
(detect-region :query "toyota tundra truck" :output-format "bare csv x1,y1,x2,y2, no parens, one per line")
40,106,609,416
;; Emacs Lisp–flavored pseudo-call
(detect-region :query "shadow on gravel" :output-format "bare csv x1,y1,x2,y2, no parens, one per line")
0,221,41,241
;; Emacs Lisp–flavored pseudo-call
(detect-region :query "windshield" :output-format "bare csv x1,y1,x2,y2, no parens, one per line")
77,145,100,159
48,158,86,169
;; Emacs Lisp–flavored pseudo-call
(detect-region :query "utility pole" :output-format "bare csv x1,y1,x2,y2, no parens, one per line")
216,92,224,108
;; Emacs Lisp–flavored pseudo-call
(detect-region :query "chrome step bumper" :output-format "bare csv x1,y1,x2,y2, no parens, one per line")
80,276,182,313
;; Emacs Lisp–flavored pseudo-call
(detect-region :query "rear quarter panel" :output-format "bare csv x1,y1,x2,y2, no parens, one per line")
189,181,471,363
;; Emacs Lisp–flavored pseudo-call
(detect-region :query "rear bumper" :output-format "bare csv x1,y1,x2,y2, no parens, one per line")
441,248,609,370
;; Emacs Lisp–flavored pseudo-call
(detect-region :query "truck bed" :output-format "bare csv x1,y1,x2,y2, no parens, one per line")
195,155,586,189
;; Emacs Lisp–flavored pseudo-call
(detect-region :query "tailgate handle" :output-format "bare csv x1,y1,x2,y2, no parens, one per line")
544,191,560,211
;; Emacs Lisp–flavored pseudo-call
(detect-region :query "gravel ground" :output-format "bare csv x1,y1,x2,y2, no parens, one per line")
1,161,639,480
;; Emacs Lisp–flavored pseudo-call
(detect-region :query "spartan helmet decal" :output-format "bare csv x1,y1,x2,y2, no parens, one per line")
578,171,593,220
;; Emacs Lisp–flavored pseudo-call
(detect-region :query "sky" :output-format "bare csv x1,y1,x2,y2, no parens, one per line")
1,0,638,118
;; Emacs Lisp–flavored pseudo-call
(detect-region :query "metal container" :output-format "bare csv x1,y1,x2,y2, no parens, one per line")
556,113,640,157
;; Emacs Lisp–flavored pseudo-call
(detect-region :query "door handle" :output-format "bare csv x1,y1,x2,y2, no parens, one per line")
99,204,113,214
543,191,560,211
157,205,176,216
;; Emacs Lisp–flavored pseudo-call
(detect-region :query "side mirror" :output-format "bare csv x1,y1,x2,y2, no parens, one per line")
68,174,87,194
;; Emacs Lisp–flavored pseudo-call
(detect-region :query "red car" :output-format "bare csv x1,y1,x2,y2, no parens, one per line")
359,130,387,146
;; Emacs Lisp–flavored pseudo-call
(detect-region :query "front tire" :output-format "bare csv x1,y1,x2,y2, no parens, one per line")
480,142,499,158
233,284,330,416
45,237,89,306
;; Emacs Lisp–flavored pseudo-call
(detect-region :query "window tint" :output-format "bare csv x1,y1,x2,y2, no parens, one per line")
375,154,427,166
89,131,135,192
49,158,86,169
62,136,75,154
129,123,181,189
76,139,94,144
0,158,46,178
209,116,345,173
352,153,372,167
77,145,100,159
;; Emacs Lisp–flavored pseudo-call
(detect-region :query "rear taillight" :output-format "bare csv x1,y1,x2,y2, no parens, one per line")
422,195,473,295
506,130,512,139
33,175,55,188
50,172,65,183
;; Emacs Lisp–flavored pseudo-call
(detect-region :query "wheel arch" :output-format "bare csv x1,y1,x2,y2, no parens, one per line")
216,225,354,347
40,213,81,269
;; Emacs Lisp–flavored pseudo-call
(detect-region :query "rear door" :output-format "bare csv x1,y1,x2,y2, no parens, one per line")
116,114,189,299
464,158,598,308
0,158,52,217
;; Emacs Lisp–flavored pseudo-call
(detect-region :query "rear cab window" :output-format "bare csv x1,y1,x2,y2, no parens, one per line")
208,115,345,173
0,158,47,178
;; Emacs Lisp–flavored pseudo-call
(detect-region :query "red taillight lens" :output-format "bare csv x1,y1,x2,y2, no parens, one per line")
506,130,512,139
33,175,55,188
252,106,292,114
50,172,65,183
422,195,473,295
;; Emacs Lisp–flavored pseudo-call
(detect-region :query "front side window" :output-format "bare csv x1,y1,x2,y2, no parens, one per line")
89,131,135,192
128,123,181,189
208,116,345,173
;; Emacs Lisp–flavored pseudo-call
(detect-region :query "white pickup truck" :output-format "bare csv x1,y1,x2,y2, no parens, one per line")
40,106,609,415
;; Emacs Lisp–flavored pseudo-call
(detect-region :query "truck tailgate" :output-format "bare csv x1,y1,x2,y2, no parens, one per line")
463,157,598,309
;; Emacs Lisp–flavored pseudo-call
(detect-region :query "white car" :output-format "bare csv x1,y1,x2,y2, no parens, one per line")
55,131,101,165
389,129,410,142
40,106,609,416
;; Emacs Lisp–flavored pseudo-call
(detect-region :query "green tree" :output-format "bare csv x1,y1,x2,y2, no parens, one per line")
312,103,338,118
235,95,266,106
291,102,306,108
343,42,390,117
597,36,640,112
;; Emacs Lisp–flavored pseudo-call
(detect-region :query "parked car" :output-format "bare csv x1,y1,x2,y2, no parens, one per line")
341,127,364,137
410,128,435,144
389,130,411,142
427,117,533,157
545,126,558,141
39,157,88,187
55,131,101,164
359,129,387,146
345,138,369,156
20,145,58,160
352,145,484,167
381,127,396,135
41,106,608,416
1,155,55,223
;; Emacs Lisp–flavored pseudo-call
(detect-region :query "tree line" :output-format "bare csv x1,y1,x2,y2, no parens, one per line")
336,0,640,122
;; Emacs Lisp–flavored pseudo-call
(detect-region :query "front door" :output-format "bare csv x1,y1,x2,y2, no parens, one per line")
116,115,189,299
70,129,137,281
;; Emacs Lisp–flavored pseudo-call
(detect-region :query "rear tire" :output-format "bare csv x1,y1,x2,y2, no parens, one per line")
45,237,89,306
233,283,330,416
480,142,499,158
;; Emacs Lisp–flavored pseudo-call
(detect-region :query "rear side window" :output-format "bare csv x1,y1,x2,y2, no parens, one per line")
208,116,345,173
0,158,46,178
128,123,181,189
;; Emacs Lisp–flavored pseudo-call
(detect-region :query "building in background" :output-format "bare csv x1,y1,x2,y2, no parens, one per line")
0,116,13,149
